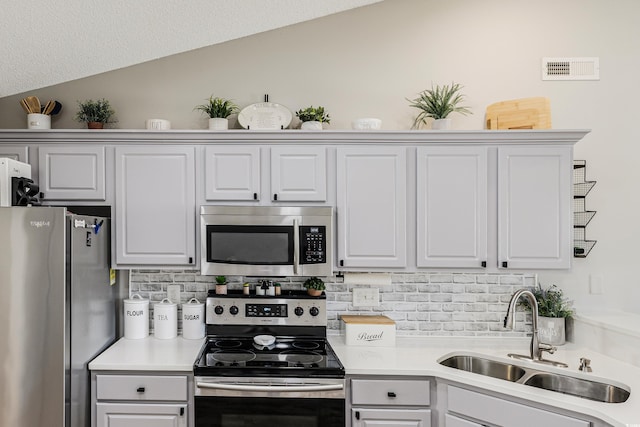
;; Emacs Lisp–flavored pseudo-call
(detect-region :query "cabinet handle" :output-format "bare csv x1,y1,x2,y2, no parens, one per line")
481,261,487,268
180,407,185,416
387,391,396,398
355,411,360,420
253,193,258,200
273,193,278,201
136,387,145,393
502,261,508,268
339,260,344,267
189,257,193,264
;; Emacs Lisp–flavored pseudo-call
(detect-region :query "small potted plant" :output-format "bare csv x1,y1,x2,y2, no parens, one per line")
195,96,238,130
520,283,573,345
75,98,116,129
303,276,325,297
295,106,330,130
215,275,228,295
407,82,471,130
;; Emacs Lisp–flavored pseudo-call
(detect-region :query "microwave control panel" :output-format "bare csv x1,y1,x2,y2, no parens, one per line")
300,226,326,264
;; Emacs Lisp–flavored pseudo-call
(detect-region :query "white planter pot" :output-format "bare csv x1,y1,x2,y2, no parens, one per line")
538,316,566,345
301,121,323,130
431,118,451,130
209,117,229,130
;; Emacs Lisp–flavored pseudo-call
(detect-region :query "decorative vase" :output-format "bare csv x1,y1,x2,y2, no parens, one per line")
209,117,229,130
537,316,566,345
301,121,323,130
215,284,227,295
87,121,104,129
307,288,322,297
431,118,451,130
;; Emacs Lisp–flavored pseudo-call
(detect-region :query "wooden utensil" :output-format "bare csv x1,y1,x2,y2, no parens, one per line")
42,100,55,115
50,101,62,115
19,98,31,114
25,96,41,114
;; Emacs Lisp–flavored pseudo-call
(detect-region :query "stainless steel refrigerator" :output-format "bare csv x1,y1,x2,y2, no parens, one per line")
0,206,117,427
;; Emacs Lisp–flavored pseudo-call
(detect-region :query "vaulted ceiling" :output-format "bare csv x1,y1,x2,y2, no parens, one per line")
0,0,382,97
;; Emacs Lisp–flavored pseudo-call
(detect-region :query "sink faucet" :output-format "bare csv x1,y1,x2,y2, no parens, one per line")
504,289,565,366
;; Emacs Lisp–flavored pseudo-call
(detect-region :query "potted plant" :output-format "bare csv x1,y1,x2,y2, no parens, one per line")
407,82,471,130
215,275,228,295
520,284,573,345
295,106,330,130
75,98,116,129
303,276,325,297
195,96,238,130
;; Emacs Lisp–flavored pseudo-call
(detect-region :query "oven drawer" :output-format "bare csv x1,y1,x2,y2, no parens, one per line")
351,379,430,406
96,374,188,401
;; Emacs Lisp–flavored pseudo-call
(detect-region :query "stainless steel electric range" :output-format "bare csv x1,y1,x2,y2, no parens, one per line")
194,290,345,427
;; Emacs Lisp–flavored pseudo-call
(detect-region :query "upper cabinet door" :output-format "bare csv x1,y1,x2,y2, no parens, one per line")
114,146,195,267
336,147,407,268
498,146,572,269
270,146,327,202
204,146,260,201
38,146,106,200
416,147,488,268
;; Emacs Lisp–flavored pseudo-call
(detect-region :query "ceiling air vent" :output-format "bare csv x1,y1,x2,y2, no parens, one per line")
542,57,600,81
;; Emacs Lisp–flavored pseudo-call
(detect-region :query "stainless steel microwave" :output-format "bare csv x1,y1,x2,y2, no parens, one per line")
200,206,333,277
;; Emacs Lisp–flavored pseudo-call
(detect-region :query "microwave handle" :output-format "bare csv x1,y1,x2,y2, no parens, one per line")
293,218,300,275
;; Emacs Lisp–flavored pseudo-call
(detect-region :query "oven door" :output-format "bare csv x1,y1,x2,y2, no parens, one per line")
195,376,345,427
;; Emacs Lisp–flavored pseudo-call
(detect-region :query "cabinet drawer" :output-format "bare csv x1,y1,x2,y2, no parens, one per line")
447,386,589,427
352,379,430,406
96,375,188,401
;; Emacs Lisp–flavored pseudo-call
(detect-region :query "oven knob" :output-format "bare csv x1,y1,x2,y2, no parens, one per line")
310,307,320,317
294,307,304,316
229,305,239,315
214,305,224,315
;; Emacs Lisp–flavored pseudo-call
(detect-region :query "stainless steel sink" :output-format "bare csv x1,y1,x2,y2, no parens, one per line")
439,355,526,382
524,372,630,403
438,353,631,403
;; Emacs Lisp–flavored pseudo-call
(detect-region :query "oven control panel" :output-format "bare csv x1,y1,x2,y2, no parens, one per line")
206,296,326,327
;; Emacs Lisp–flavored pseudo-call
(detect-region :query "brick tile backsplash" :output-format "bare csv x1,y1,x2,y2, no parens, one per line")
129,270,535,337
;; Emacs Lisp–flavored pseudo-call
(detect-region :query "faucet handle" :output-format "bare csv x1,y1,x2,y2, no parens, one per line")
539,343,557,354
579,357,592,372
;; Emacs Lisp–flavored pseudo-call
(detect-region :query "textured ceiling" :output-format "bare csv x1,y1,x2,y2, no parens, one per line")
1,0,382,97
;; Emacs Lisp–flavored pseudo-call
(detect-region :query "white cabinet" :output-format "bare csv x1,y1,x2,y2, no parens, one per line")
93,374,189,427
0,145,28,162
337,147,407,268
38,146,106,201
114,146,196,267
204,145,260,201
416,147,488,268
353,408,431,427
270,146,327,202
444,413,483,427
498,146,572,269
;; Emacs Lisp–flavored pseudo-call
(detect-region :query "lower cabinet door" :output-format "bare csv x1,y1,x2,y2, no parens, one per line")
96,403,187,427
352,408,431,427
445,413,484,427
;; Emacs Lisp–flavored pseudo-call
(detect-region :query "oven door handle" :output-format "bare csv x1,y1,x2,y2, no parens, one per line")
293,218,300,275
196,382,344,393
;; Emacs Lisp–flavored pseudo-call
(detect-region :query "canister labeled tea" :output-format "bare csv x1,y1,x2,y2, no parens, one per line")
124,294,149,339
182,298,205,339
154,298,177,339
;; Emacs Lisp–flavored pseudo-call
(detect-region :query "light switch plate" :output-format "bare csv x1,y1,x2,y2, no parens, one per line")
167,284,181,303
352,288,380,307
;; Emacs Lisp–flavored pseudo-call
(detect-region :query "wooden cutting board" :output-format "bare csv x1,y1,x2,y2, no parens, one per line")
340,314,395,325
486,97,551,130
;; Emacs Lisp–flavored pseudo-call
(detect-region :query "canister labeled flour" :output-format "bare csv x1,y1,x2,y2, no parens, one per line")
182,298,205,340
154,298,177,339
124,294,149,339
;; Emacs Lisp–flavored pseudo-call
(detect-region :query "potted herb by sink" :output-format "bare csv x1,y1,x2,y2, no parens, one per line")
75,98,116,129
521,284,573,345
407,82,471,130
195,96,238,130
295,106,330,130
303,276,325,297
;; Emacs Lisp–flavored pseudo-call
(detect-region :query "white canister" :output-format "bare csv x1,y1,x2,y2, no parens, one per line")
154,298,177,339
124,294,149,339
182,298,205,340
27,113,51,129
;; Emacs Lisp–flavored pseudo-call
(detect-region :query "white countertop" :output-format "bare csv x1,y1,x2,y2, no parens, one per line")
89,336,204,371
328,335,639,427
88,334,639,426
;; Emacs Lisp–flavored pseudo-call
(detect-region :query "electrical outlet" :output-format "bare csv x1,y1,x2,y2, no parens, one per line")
167,285,181,303
352,288,380,307
589,275,603,295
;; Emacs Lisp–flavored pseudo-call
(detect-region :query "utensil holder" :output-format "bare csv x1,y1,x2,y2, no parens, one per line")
27,113,50,129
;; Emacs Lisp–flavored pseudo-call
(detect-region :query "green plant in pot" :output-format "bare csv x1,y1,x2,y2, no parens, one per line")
303,276,325,296
75,98,116,129
519,284,573,345
215,275,228,295
295,106,330,130
407,82,471,130
195,96,238,130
